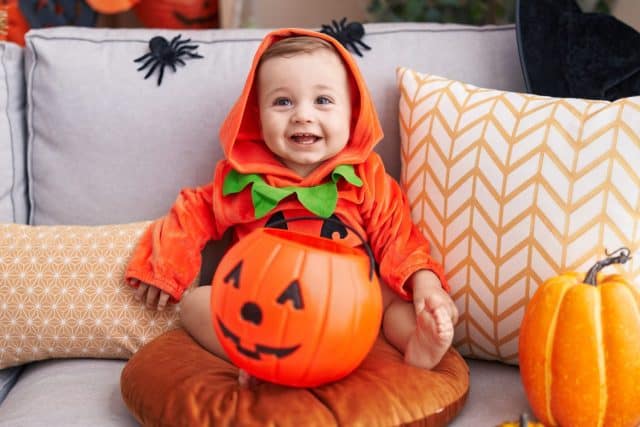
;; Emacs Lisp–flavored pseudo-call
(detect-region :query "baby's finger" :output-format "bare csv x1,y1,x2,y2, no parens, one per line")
424,292,446,311
157,292,170,311
413,297,426,315
145,286,159,309
134,283,148,301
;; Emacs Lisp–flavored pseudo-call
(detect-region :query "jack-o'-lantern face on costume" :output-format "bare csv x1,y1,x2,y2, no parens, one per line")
210,227,382,388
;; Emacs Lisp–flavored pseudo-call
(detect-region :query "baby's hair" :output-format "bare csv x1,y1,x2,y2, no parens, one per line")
259,36,336,65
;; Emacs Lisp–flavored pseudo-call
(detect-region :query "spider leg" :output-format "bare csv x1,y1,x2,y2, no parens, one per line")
332,19,340,33
137,57,156,72
347,41,363,57
173,38,193,49
169,34,182,49
169,62,177,73
176,58,186,66
157,64,166,86
184,52,204,59
133,52,151,63
355,39,371,51
175,45,198,55
321,24,333,32
339,17,347,28
144,61,159,80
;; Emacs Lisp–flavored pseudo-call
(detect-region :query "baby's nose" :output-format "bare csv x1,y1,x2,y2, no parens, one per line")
292,104,314,123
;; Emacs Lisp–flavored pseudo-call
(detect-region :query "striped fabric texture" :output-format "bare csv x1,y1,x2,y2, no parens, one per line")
398,68,640,364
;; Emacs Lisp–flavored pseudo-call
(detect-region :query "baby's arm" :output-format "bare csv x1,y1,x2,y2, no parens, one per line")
357,155,448,297
126,181,223,306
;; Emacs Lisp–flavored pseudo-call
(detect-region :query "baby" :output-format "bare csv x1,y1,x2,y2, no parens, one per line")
126,28,458,377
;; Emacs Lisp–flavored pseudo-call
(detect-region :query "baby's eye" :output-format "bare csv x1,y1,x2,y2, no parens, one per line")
316,96,333,105
273,97,292,106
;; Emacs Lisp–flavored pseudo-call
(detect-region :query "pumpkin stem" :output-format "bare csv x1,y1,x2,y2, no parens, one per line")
519,413,529,426
584,247,632,285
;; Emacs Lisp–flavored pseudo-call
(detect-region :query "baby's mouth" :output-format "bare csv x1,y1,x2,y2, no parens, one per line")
290,133,321,145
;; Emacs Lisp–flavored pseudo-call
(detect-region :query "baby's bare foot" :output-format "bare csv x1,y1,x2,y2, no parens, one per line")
404,307,454,370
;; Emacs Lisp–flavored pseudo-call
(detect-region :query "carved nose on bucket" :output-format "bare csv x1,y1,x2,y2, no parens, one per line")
241,302,262,325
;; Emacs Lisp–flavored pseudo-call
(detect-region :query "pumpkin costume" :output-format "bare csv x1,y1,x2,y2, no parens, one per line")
125,28,448,302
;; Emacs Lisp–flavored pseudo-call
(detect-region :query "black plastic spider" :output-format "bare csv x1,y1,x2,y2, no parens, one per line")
320,18,371,57
134,34,204,86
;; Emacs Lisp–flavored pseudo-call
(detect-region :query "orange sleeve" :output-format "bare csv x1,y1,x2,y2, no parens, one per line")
358,154,449,300
125,181,226,302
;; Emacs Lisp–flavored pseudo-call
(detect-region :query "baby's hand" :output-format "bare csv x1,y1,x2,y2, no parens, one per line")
411,270,458,325
131,279,171,311
404,270,458,369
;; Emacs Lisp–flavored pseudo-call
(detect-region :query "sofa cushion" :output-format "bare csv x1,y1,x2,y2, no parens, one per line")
0,356,528,427
0,359,138,427
0,42,27,224
0,221,185,369
397,69,640,364
120,328,469,427
24,23,524,225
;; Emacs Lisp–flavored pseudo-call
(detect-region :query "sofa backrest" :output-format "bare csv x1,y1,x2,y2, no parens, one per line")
0,43,27,224
21,22,525,226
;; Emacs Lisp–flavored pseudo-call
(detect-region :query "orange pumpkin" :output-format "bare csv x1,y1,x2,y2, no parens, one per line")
210,226,382,387
519,248,640,427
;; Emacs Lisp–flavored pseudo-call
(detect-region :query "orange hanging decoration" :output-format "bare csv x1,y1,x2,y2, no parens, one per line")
87,0,218,29
134,0,217,29
211,220,382,387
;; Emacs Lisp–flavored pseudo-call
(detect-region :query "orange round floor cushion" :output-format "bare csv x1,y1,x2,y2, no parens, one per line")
120,329,469,426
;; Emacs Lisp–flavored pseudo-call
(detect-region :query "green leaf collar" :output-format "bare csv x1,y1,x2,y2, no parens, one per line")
222,165,363,218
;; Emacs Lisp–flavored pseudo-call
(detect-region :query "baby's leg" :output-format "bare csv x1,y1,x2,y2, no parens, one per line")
179,285,228,360
381,286,454,370
180,285,257,386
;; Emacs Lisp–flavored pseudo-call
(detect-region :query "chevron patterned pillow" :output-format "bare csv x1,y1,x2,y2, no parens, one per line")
0,221,184,369
397,68,640,364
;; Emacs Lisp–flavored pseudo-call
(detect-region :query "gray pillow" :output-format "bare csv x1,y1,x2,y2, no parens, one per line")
0,42,27,224
25,27,265,226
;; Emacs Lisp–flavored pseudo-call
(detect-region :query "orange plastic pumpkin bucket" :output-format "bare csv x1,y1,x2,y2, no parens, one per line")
210,219,382,387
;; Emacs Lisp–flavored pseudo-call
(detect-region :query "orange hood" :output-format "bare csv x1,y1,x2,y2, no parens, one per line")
218,28,383,186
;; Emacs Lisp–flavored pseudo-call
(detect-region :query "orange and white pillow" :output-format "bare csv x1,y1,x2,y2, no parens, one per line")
398,68,640,364
0,221,185,369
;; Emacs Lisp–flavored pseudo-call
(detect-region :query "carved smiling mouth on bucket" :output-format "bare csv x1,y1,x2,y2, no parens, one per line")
216,317,300,360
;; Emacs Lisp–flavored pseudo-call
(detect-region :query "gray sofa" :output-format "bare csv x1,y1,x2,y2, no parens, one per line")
0,23,531,426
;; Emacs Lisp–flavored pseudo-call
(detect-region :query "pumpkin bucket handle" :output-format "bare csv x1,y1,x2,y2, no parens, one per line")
584,247,632,285
264,215,377,281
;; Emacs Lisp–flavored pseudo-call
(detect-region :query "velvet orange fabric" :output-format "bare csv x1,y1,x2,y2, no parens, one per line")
121,328,470,427
125,28,448,302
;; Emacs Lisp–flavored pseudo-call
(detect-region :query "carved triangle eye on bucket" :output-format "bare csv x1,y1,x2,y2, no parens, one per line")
133,34,204,86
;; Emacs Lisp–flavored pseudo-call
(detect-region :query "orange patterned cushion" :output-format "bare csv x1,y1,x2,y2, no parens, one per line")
0,221,183,369
121,329,469,426
398,69,640,364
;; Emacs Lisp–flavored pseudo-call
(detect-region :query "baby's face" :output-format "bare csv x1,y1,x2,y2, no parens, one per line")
257,49,352,177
